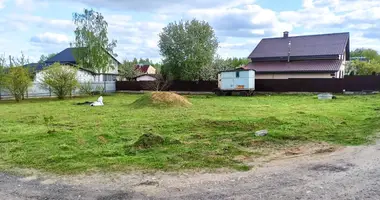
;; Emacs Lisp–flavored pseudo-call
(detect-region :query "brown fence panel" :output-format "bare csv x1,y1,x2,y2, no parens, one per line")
343,75,380,91
116,76,380,93
168,81,217,91
116,81,218,91
116,81,156,91
255,79,343,92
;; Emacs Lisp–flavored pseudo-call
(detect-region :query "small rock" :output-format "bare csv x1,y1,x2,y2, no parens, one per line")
255,130,268,137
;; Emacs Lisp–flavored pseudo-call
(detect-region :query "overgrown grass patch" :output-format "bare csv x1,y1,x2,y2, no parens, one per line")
0,94,380,174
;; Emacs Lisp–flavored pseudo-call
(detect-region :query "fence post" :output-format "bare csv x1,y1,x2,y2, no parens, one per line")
49,87,51,97
0,88,2,100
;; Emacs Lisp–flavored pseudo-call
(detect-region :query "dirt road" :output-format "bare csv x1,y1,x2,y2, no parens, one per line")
1,142,380,200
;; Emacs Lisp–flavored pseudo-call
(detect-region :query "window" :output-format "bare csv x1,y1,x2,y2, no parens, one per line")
236,71,240,78
103,75,115,81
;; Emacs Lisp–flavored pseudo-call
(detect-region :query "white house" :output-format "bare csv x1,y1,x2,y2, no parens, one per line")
27,47,120,83
33,65,96,83
135,74,158,81
135,64,157,74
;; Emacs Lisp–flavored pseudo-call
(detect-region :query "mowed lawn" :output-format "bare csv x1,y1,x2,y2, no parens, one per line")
1,94,380,174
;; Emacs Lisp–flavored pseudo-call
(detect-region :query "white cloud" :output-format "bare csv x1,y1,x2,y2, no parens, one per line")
351,32,380,51
30,32,70,44
0,0,6,9
2,0,380,63
303,0,314,9
15,0,48,11
1,14,74,32
51,0,228,13
188,3,293,38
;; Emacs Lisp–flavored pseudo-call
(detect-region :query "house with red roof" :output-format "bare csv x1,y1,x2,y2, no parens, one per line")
135,64,157,75
244,31,350,79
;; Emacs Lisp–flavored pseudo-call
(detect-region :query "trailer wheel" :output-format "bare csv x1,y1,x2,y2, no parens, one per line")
239,91,248,96
214,90,222,96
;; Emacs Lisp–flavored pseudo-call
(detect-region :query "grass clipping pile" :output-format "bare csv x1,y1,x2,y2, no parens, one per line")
131,92,192,108
125,133,181,155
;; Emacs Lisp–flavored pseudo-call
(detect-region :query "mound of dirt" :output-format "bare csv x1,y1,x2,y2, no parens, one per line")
132,133,165,149
125,133,181,155
131,92,192,107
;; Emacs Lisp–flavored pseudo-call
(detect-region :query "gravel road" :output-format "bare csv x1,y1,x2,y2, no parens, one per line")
1,142,380,200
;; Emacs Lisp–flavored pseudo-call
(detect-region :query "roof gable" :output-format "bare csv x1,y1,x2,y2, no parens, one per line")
45,47,121,65
249,32,350,60
135,65,153,73
45,48,77,64
23,63,47,71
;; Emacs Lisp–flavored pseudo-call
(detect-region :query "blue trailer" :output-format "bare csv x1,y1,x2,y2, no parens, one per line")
214,69,256,96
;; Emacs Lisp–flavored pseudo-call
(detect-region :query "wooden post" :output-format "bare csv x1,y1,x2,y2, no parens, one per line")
104,80,107,93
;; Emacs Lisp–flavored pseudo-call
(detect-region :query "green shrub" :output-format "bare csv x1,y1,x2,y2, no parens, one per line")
2,66,32,102
79,81,94,96
40,63,79,99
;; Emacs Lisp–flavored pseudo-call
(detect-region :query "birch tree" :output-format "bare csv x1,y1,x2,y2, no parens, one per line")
72,9,117,76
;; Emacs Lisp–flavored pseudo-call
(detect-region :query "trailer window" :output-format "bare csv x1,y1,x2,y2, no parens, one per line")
236,71,240,78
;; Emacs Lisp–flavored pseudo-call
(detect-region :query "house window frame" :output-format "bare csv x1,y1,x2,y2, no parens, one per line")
103,75,113,82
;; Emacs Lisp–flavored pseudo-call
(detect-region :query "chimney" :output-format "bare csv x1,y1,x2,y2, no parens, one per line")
283,31,289,38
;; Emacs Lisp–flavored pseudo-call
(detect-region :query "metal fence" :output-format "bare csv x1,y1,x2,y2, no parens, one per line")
0,81,116,99
115,76,380,93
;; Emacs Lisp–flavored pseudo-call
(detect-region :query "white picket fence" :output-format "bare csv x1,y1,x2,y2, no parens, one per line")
0,81,116,99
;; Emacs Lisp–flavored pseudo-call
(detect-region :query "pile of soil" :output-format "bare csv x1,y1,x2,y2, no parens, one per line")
131,92,192,107
125,133,181,155
132,133,165,149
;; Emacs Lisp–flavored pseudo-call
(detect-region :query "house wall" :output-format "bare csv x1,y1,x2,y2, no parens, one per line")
147,66,156,74
106,60,119,74
255,73,335,79
35,66,95,83
136,75,157,81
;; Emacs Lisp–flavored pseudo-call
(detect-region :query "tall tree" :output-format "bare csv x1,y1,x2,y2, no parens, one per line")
346,59,380,75
228,57,250,68
0,54,5,89
348,48,380,75
72,9,117,74
119,59,141,81
38,53,57,63
9,52,29,66
158,19,219,80
198,56,246,81
350,48,380,61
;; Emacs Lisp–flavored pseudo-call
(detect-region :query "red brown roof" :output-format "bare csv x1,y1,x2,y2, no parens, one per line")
135,65,150,73
244,60,343,73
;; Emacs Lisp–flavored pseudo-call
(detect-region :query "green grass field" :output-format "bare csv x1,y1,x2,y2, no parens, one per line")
1,94,380,174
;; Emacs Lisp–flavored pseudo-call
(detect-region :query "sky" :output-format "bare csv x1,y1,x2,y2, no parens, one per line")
0,0,379,63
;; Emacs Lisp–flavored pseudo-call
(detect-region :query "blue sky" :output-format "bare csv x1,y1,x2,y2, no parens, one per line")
0,0,379,63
